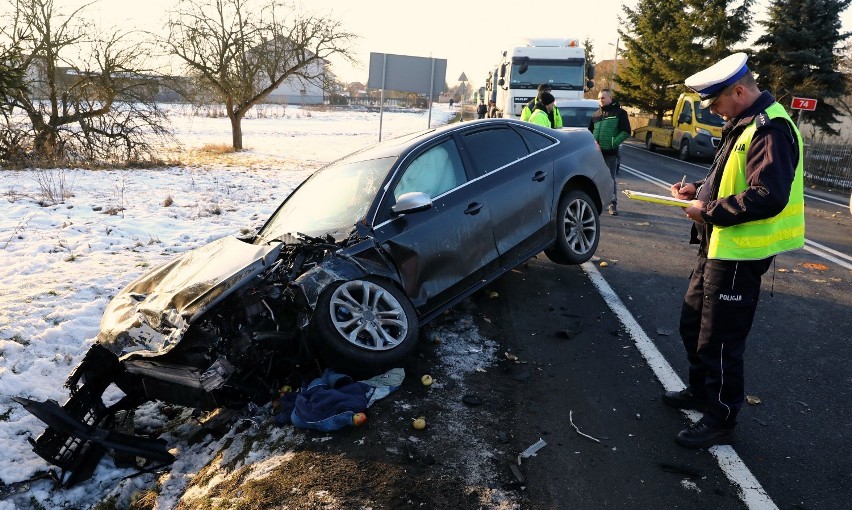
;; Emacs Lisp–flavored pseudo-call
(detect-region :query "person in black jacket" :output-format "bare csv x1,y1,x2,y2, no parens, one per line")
477,100,487,119
664,53,805,449
588,89,631,215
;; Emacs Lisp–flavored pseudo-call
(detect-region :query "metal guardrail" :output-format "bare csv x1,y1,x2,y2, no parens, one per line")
803,141,852,190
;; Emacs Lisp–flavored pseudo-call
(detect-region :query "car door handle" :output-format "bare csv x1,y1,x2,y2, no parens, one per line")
532,170,547,182
464,202,484,215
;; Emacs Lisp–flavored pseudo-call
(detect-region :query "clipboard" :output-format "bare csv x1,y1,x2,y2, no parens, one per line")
622,190,692,207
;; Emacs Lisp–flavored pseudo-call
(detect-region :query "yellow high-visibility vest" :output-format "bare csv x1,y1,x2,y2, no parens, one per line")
707,102,805,260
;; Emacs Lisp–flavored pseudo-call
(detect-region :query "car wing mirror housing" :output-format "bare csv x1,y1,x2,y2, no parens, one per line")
392,192,433,215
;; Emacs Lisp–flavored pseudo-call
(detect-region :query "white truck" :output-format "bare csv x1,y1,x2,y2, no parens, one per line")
485,38,595,119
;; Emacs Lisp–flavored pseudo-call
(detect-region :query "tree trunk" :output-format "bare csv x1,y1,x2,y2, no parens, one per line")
230,113,243,150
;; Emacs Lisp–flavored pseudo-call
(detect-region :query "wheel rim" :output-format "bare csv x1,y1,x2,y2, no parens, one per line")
562,197,597,255
646,134,653,149
328,280,409,351
680,142,689,158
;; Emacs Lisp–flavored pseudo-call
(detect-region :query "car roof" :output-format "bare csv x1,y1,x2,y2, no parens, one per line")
345,118,560,162
555,98,600,108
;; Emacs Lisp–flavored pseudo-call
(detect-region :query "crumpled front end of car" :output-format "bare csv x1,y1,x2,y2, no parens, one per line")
14,233,358,487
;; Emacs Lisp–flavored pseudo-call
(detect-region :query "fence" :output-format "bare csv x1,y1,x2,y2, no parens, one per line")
802,141,852,191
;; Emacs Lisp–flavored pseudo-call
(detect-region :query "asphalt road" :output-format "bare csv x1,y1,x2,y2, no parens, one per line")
474,141,852,510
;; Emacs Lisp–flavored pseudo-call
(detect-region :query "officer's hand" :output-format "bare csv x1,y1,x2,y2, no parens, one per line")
672,182,696,200
684,200,704,223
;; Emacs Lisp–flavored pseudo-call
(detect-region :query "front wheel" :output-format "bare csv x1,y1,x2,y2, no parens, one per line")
544,189,601,265
311,277,419,376
645,133,656,152
679,139,691,161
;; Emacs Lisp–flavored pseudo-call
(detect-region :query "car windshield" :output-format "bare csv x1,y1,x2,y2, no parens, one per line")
256,155,397,242
510,60,585,90
694,101,726,127
560,106,597,128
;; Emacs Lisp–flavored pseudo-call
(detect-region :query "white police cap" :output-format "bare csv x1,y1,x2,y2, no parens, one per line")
685,53,750,108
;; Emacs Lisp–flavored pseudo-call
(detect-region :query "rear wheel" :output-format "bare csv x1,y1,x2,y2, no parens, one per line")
312,277,419,376
679,139,691,161
645,133,656,152
544,189,600,265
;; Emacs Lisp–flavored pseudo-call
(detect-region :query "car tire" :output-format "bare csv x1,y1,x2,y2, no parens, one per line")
544,189,600,265
645,133,656,152
312,276,419,376
679,139,691,161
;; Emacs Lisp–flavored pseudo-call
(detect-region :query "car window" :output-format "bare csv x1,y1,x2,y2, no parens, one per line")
514,125,556,151
681,100,693,122
463,127,531,174
394,139,466,199
559,107,598,128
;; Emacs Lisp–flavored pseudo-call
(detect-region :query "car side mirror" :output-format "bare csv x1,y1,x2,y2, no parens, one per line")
392,192,433,215
678,113,691,124
498,78,505,87
586,65,595,80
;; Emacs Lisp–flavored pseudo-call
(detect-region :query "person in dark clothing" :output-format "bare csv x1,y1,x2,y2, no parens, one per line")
521,83,563,127
477,100,487,119
665,53,805,449
588,89,630,215
486,100,498,118
527,92,557,128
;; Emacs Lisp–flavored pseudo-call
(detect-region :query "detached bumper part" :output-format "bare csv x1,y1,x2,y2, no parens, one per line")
13,396,174,487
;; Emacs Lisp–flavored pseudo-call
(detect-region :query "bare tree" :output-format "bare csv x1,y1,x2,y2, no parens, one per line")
0,0,172,166
164,0,357,149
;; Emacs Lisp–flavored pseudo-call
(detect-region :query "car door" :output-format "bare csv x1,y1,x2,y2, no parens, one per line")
460,124,556,266
372,136,499,319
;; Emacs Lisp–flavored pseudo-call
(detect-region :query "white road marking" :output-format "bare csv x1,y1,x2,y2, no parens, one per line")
582,261,779,510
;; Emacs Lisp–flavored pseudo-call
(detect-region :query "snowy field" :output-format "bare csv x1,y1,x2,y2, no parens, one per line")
0,104,516,509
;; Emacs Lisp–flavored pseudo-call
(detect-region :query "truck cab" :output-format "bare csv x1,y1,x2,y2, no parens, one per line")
485,38,594,119
634,92,725,161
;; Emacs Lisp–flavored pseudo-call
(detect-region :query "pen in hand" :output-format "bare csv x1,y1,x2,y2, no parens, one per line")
680,174,687,191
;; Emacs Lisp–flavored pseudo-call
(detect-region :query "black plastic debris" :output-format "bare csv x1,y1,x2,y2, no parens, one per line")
557,314,585,339
659,462,702,478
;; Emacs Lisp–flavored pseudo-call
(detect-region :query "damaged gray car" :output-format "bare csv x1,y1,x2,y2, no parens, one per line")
14,118,612,486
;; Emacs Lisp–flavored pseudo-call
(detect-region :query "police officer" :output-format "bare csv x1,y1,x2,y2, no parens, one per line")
665,53,805,448
521,83,563,128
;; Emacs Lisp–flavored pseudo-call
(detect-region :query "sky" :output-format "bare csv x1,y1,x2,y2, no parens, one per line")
0,104,510,508
23,0,852,91
58,0,635,88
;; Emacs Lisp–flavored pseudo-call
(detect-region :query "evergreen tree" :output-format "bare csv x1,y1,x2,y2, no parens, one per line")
752,0,852,135
617,0,753,121
686,0,754,62
617,0,700,121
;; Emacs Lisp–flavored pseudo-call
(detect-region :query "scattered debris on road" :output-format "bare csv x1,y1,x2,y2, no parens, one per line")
569,410,601,443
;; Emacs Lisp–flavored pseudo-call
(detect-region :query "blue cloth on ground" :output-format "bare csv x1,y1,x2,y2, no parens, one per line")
274,368,404,431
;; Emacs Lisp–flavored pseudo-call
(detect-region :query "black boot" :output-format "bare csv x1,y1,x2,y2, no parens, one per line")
675,421,735,449
662,388,705,411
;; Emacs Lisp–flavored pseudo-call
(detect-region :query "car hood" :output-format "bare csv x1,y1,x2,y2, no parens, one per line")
97,235,283,358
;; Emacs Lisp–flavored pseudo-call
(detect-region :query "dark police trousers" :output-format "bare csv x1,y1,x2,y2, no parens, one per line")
679,255,773,428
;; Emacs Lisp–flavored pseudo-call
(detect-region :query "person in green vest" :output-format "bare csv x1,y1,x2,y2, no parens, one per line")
527,92,557,128
521,83,562,128
664,53,805,449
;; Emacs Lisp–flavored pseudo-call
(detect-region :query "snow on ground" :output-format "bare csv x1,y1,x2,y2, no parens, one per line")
0,104,512,508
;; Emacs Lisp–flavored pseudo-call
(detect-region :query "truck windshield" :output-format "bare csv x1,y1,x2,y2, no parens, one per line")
694,101,726,127
510,61,585,90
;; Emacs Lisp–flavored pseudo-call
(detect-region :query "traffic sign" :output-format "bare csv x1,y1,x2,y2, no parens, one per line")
791,97,817,111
